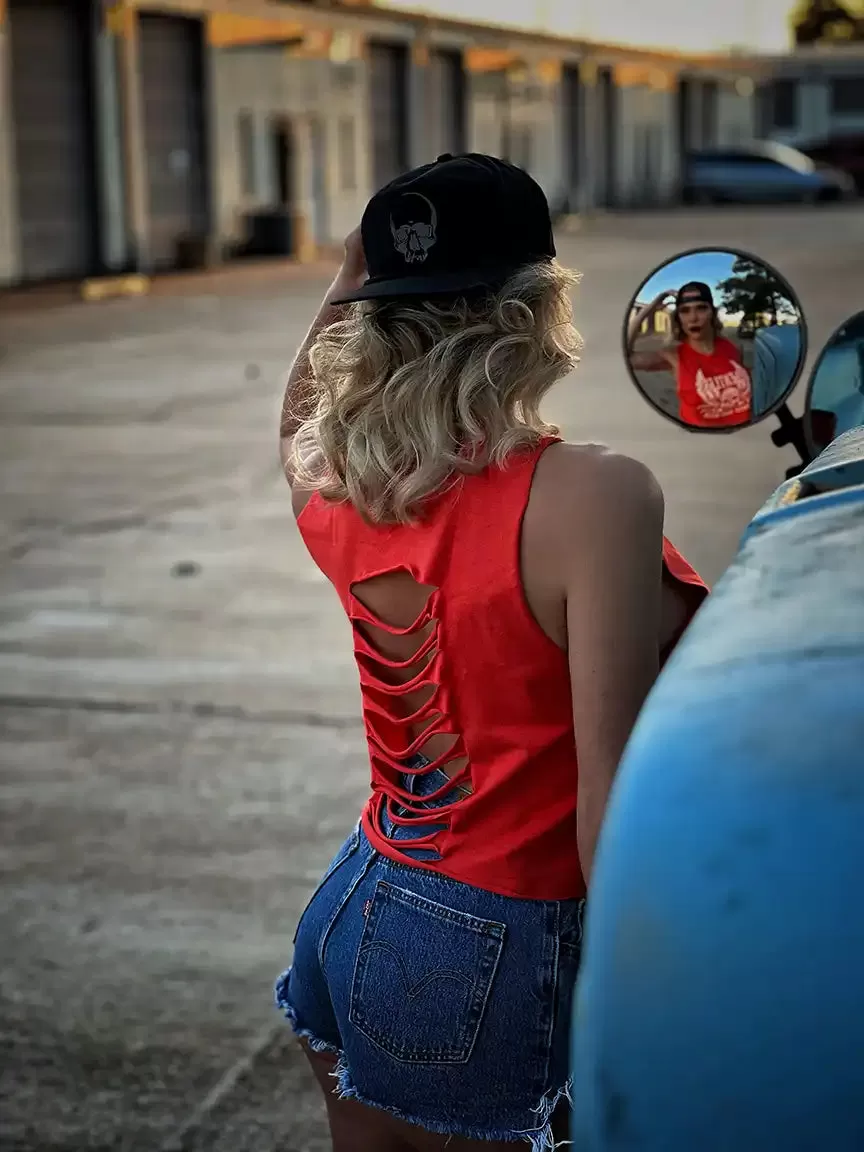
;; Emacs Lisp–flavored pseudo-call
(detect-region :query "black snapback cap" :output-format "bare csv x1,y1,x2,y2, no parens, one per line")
330,152,556,305
676,281,714,307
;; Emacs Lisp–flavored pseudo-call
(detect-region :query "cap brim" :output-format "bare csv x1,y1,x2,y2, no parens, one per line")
329,263,525,305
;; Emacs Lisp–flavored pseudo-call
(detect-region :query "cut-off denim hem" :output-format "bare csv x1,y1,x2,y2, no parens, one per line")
330,1050,574,1150
277,755,583,1147
274,967,341,1058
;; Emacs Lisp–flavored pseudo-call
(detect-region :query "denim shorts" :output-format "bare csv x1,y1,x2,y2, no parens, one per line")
275,759,585,1148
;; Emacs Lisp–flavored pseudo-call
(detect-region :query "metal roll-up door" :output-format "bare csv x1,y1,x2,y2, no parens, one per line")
597,66,618,208
368,42,409,190
562,64,582,205
8,0,97,282
429,49,466,158
677,77,693,162
139,14,207,269
700,79,720,149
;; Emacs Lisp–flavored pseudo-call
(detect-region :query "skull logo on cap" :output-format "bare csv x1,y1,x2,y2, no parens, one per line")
390,193,438,264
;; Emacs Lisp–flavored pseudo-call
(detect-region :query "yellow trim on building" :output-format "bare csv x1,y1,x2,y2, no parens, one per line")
580,59,598,84
536,59,563,84
287,27,333,59
614,62,676,88
105,1,135,38
465,46,519,72
207,14,307,47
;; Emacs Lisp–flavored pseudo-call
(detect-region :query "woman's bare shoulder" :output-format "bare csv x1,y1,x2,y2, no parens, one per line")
534,441,664,514
524,442,664,584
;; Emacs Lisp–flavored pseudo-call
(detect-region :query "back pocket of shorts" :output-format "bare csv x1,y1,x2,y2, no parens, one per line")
348,880,505,1064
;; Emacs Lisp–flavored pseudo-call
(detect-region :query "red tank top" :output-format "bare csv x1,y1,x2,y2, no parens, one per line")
676,337,752,427
297,438,708,900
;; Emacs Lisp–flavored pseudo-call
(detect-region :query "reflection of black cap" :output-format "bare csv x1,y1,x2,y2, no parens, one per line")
330,153,556,305
676,281,714,307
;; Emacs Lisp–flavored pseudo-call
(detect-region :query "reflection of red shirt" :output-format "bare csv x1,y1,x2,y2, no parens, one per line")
676,338,752,427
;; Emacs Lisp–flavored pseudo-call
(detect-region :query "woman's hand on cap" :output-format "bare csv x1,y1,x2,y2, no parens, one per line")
333,226,366,293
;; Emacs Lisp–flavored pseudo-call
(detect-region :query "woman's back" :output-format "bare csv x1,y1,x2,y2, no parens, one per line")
295,436,706,901
297,436,580,899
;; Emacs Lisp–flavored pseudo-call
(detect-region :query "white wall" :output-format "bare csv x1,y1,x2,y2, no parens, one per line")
468,71,507,158
762,59,864,146
511,74,565,204
0,27,19,285
771,78,864,147
466,69,564,203
210,46,370,250
615,84,679,206
717,83,757,146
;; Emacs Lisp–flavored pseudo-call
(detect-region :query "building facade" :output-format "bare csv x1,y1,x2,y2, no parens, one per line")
760,46,864,145
0,0,763,288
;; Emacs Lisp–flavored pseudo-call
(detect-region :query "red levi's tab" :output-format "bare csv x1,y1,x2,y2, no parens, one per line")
297,438,709,900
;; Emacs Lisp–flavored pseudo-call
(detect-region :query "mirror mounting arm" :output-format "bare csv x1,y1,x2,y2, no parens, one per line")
771,403,811,468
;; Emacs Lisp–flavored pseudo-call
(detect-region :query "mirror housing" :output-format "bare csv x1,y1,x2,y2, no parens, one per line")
803,311,864,457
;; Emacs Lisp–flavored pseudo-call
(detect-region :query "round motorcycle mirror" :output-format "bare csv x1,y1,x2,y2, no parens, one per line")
622,247,807,432
803,310,864,458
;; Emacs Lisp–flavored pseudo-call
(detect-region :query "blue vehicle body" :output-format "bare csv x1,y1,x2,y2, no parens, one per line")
684,142,853,204
570,427,864,1151
750,323,802,417
809,338,864,439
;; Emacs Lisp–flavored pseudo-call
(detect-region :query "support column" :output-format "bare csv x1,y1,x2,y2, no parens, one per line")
408,33,431,169
290,115,317,262
109,2,149,271
689,80,706,149
798,78,828,142
578,58,599,212
93,9,127,270
0,0,20,285
201,25,222,264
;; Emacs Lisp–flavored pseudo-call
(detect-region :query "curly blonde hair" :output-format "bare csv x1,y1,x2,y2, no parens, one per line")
289,259,582,524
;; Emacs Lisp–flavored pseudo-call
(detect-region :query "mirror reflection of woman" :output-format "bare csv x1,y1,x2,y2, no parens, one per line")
627,282,753,427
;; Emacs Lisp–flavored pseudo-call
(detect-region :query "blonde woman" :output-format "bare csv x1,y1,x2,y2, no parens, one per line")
276,154,708,1150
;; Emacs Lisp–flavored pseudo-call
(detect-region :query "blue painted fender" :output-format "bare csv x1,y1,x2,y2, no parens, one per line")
570,428,864,1152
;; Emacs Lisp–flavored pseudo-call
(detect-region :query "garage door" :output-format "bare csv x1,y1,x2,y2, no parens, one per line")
8,0,96,282
597,67,618,208
428,49,466,159
139,14,207,269
700,80,719,149
368,42,409,190
562,64,583,202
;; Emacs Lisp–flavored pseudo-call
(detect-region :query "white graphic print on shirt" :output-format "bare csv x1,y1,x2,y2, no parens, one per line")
694,360,751,421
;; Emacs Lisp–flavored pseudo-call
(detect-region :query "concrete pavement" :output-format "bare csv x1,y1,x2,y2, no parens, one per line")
1,204,861,1150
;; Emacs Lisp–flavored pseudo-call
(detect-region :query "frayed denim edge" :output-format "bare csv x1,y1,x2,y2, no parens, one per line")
515,1079,574,1150
331,1053,573,1151
274,967,571,1148
274,967,341,1058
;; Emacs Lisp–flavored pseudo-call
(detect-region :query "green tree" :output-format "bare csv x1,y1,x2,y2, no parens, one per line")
715,258,796,328
790,0,864,44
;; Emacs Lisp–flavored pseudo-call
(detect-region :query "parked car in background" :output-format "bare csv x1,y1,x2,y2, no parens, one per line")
682,140,855,204
795,133,864,194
